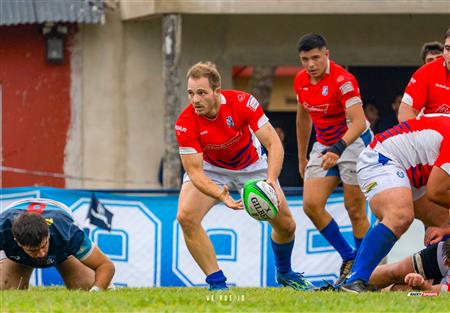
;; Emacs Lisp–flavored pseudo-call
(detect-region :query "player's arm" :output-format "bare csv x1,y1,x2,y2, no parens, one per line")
296,102,312,178
426,165,450,208
81,245,115,290
254,123,284,203
321,103,366,170
398,68,428,122
424,225,450,245
398,103,419,122
180,153,243,210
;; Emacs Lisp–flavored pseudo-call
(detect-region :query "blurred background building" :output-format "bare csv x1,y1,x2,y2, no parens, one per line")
1,0,449,189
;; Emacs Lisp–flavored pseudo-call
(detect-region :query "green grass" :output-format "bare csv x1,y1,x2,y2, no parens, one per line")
1,287,449,313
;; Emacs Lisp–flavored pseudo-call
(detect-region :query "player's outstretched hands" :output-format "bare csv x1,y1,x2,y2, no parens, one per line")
424,226,449,246
266,179,281,207
220,185,243,210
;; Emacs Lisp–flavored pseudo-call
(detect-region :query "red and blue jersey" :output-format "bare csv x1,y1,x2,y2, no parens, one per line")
175,90,269,170
402,57,450,114
370,114,450,189
294,60,367,145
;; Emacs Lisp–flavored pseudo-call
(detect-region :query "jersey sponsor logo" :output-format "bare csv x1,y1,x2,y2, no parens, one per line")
175,125,187,133
363,181,378,194
246,96,260,112
238,93,246,102
226,116,234,128
435,104,450,114
434,83,449,90
303,102,329,113
45,218,54,225
408,77,416,86
200,130,208,135
203,131,242,150
9,255,21,261
339,81,354,95
396,171,405,178
322,86,328,96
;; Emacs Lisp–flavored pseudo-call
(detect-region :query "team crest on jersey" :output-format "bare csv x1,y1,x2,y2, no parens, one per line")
322,86,328,96
226,116,234,127
397,171,405,178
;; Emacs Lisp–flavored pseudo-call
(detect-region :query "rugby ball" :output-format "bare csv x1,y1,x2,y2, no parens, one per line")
240,179,278,221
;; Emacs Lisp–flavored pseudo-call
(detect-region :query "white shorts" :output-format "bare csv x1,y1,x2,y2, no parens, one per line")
305,129,373,185
357,148,425,202
182,156,268,191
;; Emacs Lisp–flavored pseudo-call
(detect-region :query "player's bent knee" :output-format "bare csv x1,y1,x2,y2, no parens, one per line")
176,211,200,232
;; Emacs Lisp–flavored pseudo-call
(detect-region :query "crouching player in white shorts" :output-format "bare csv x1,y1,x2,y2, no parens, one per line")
175,62,315,291
342,114,450,293
0,198,115,291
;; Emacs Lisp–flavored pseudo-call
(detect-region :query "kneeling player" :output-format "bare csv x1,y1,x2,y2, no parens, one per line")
0,198,115,291
342,114,450,293
370,235,449,292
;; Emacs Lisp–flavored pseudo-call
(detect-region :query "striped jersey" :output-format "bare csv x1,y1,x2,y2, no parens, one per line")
294,60,367,145
369,114,450,188
175,90,268,170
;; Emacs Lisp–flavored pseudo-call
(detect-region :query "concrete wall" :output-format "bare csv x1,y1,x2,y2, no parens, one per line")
121,0,450,19
71,12,448,188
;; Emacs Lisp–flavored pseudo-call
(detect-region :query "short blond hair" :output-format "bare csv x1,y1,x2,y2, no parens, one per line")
186,62,221,90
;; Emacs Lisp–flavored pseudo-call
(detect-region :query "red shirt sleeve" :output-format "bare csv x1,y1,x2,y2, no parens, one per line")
239,93,269,132
434,138,450,176
337,74,362,109
402,66,429,112
175,114,201,155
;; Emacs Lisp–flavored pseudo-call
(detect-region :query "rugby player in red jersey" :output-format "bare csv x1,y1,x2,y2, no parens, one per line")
398,28,450,120
175,62,314,291
294,33,371,286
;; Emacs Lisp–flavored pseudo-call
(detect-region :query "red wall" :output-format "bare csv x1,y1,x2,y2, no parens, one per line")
0,25,72,187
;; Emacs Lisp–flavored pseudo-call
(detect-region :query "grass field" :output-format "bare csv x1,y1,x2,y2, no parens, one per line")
2,287,449,313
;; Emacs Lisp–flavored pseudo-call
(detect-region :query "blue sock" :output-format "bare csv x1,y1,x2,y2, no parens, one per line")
271,239,294,274
353,235,364,251
347,223,397,284
320,219,356,261
206,270,227,286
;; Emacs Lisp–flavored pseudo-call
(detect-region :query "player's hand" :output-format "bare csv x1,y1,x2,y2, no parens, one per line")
320,151,339,170
298,158,308,179
266,179,281,207
219,185,243,210
424,226,447,246
404,273,425,288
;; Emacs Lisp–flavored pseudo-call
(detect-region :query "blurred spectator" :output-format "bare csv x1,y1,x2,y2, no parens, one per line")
363,102,381,134
420,41,444,64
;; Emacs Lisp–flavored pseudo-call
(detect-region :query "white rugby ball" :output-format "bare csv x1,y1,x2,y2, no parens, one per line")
240,179,278,221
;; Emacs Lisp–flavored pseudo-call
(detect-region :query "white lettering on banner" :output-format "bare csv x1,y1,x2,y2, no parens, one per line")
71,199,162,287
